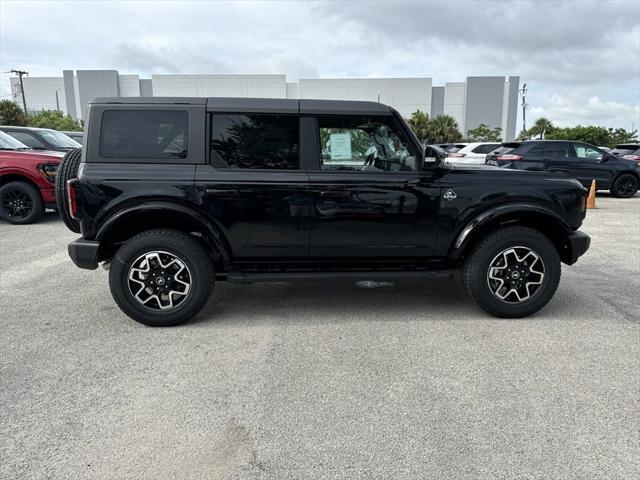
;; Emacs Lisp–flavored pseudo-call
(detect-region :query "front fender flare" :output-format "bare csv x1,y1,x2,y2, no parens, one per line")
450,202,571,260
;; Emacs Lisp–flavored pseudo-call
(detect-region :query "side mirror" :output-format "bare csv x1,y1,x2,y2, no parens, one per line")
423,146,444,165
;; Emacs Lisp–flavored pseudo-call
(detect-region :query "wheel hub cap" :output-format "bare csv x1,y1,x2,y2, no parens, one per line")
127,251,192,310
487,246,545,304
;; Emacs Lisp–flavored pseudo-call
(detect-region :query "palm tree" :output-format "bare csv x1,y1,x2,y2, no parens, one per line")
529,117,554,139
407,110,431,143
429,115,463,143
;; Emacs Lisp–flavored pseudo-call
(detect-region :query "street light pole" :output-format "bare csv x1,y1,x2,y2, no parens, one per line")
55,90,60,112
10,69,29,114
519,83,528,138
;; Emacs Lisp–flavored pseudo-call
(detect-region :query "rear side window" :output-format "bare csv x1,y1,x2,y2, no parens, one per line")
526,142,572,160
472,143,500,154
100,110,188,159
210,114,299,169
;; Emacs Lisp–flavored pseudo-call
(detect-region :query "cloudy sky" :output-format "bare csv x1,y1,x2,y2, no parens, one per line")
1,0,639,129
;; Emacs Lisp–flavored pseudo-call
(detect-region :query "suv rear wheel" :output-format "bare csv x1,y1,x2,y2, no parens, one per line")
109,229,215,326
0,181,44,224
462,226,561,318
611,173,638,198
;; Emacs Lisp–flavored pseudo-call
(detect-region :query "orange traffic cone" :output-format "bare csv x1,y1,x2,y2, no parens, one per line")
586,179,597,209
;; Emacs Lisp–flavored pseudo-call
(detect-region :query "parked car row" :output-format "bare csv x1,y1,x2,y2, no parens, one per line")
0,131,64,224
440,140,640,198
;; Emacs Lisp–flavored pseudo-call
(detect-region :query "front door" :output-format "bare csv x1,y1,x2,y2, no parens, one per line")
570,143,611,188
307,115,439,258
196,113,311,259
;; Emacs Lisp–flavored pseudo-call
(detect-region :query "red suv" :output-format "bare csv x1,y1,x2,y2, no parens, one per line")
0,131,64,224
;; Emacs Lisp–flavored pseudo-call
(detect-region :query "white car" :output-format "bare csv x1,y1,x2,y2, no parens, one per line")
445,142,502,165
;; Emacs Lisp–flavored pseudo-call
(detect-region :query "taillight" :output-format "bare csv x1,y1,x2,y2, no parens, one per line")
622,154,640,161
38,163,58,183
496,154,523,161
66,179,79,219
448,152,466,157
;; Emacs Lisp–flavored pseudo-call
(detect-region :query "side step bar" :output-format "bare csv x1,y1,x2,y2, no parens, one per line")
225,270,454,285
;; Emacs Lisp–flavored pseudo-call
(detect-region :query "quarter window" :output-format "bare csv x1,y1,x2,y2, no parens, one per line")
317,116,417,172
210,114,299,169
100,110,188,159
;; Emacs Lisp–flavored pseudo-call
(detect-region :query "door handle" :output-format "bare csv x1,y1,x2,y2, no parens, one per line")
406,178,421,185
205,188,235,195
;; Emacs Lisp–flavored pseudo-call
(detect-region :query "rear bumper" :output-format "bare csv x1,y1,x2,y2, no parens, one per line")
566,230,591,265
68,238,100,270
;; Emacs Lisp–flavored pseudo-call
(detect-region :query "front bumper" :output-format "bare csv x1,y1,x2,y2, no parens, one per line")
68,238,100,270
566,230,591,265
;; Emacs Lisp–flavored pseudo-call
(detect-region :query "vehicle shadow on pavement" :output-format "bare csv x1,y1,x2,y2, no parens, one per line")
192,278,549,326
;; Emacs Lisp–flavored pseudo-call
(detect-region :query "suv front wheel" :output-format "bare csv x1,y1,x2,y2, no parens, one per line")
109,229,215,326
462,226,561,318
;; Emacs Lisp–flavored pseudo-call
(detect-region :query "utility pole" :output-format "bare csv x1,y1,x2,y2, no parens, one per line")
519,82,528,138
10,69,28,114
55,90,60,112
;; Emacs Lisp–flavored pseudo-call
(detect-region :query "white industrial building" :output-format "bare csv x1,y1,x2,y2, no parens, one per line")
10,70,520,140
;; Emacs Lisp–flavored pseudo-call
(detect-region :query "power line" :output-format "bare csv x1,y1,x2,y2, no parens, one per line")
10,69,28,113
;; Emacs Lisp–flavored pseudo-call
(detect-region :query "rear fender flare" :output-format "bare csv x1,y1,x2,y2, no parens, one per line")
95,201,231,263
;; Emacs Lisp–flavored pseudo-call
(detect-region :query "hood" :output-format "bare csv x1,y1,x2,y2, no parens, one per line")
0,149,64,162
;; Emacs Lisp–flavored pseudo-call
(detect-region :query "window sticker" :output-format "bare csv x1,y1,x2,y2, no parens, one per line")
329,133,352,160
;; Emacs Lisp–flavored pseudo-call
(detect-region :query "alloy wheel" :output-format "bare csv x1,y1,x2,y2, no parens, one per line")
487,246,545,303
127,251,192,310
1,189,33,219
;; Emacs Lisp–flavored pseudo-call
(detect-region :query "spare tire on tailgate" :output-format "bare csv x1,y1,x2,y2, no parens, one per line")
55,148,82,233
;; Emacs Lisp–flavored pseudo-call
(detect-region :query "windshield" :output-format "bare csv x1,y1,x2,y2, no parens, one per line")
610,145,640,156
38,130,81,149
0,131,30,150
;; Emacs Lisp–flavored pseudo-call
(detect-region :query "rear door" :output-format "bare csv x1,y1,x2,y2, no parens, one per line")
305,114,439,258
195,110,311,259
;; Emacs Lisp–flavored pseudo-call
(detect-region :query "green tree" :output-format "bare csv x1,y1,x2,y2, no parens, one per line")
608,128,638,146
466,123,503,142
528,117,554,139
546,125,612,146
0,100,27,126
427,114,463,143
407,110,431,143
27,110,82,131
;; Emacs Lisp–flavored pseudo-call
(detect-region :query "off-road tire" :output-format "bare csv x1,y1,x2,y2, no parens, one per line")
0,181,44,224
462,226,561,318
109,229,215,327
55,148,82,232
610,173,638,198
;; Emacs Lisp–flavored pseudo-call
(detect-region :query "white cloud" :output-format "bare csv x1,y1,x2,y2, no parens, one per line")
0,0,638,128
529,90,640,129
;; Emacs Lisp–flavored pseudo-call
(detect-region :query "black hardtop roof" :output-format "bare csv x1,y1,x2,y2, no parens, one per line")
89,97,394,116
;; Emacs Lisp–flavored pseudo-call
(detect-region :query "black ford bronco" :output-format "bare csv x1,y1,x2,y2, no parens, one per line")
57,97,590,326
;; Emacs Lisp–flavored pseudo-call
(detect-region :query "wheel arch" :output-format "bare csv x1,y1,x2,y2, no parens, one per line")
450,204,576,265
0,173,43,192
612,170,640,186
95,202,232,266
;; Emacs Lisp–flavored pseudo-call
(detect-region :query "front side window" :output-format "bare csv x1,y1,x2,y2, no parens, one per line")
574,144,603,162
210,114,299,169
100,110,188,159
318,116,417,172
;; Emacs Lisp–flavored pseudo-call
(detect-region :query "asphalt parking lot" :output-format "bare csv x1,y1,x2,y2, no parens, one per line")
1,194,638,479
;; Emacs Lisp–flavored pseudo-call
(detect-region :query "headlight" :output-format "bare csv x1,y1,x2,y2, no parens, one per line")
38,163,58,183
